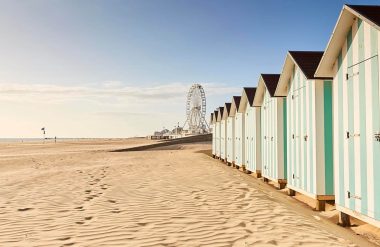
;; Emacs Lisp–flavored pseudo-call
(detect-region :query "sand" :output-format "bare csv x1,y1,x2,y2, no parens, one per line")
0,139,377,246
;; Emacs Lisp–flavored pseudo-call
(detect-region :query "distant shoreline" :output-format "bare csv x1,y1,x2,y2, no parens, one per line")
0,137,145,143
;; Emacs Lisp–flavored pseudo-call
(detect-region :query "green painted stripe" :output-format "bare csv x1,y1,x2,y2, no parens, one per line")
324,81,334,195
358,19,368,215
338,50,345,206
347,27,356,211
370,27,380,220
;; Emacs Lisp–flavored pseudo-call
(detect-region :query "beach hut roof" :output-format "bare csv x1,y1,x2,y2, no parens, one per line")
213,110,219,124
222,103,232,120
261,74,280,97
315,4,380,77
275,51,332,96
216,107,224,122
229,96,241,117
253,74,282,107
238,87,257,113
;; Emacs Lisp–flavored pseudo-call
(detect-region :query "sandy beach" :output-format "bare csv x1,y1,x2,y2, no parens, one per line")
0,139,378,246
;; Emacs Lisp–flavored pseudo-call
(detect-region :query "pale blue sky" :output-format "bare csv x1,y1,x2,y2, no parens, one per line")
0,0,378,138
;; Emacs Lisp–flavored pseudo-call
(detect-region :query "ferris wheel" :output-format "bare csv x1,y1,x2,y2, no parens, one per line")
184,84,208,133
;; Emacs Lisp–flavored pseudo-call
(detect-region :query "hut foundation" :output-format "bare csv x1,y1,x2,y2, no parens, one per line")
339,212,351,227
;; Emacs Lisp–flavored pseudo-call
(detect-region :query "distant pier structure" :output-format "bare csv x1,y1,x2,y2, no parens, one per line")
148,83,209,140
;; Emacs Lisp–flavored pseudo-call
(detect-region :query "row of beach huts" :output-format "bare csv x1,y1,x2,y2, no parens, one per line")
210,4,380,228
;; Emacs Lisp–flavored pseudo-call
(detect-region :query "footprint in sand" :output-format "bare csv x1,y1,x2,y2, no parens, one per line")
238,222,247,228
108,199,116,203
84,216,93,221
75,206,83,210
75,221,84,225
111,209,121,213
17,208,33,212
58,237,71,241
85,196,94,201
61,243,75,246
58,209,69,213
85,190,91,194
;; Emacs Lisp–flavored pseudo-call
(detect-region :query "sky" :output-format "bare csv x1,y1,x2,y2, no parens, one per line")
0,0,379,138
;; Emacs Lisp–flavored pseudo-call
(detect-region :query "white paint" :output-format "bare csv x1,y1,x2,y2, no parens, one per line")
352,20,362,213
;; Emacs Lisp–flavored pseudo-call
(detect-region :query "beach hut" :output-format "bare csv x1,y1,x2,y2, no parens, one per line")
254,74,287,189
222,103,232,164
226,98,238,165
232,96,244,169
315,4,380,227
220,103,231,162
212,110,219,159
239,87,262,177
215,107,224,159
211,112,216,158
275,51,334,210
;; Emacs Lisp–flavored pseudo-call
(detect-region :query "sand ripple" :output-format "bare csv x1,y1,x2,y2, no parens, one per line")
0,144,357,246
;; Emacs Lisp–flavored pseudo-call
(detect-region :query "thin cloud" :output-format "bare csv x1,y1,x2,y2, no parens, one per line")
0,82,241,103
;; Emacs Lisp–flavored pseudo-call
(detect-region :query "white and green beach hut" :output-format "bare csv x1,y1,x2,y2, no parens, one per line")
227,97,239,165
211,112,216,158
221,103,231,162
275,51,334,210
213,110,219,159
315,4,380,227
232,96,244,168
215,107,224,159
240,87,262,177
254,74,287,189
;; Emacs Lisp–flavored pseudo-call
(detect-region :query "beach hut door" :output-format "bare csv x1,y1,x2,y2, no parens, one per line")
345,54,380,218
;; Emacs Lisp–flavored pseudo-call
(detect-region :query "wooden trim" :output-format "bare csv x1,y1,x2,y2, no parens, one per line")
316,195,335,201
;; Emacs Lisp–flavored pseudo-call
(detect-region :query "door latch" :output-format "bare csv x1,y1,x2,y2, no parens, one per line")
347,131,360,139
375,132,380,142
